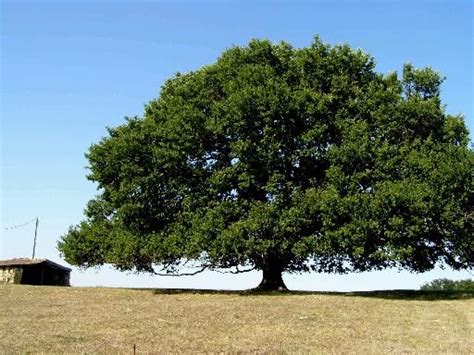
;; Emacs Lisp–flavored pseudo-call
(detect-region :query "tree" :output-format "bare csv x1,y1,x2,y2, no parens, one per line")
58,37,473,290
420,278,474,291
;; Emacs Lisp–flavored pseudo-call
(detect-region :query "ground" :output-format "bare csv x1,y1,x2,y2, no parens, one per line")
0,285,472,353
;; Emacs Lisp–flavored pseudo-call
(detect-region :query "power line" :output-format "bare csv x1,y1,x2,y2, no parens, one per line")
3,217,40,259
3,218,37,230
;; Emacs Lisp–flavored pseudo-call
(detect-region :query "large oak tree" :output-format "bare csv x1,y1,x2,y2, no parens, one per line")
58,38,473,290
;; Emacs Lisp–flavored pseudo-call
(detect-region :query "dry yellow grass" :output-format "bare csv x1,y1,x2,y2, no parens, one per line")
0,285,472,354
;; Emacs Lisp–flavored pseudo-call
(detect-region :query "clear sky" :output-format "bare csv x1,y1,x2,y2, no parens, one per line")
1,0,473,290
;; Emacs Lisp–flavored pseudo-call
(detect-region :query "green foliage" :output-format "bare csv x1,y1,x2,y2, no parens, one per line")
58,37,473,284
420,278,474,291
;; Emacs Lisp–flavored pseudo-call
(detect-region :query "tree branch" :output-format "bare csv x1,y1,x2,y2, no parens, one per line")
152,264,256,276
215,266,256,274
152,265,209,277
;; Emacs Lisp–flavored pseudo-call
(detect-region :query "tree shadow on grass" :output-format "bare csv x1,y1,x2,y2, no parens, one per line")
150,288,473,301
342,289,473,301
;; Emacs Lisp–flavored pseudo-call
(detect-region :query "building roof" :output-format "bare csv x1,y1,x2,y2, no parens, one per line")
0,258,72,272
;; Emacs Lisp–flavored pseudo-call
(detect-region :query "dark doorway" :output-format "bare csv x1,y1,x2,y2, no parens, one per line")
21,265,67,285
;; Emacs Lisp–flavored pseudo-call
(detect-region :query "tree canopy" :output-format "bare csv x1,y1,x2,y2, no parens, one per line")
58,37,473,290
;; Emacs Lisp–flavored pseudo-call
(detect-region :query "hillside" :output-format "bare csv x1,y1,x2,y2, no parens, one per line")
0,285,472,353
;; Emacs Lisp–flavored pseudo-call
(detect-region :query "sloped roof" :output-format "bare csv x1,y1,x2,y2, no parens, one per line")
0,258,71,271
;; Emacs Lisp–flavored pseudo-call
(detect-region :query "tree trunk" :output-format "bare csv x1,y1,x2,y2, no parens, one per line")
256,259,287,291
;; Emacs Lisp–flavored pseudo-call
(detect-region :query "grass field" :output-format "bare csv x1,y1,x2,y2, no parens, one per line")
0,285,472,353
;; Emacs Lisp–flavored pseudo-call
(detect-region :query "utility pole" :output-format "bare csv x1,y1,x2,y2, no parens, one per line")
32,217,39,259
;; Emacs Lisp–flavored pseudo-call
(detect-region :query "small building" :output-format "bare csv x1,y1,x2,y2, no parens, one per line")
0,258,71,286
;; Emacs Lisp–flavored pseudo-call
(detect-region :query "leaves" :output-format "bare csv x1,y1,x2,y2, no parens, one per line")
58,37,473,276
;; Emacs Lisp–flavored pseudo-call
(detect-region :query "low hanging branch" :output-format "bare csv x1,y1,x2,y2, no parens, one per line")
151,264,256,277
215,266,256,274
152,265,210,277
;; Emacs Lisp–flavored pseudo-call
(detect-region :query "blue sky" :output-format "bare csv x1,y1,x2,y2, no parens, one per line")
1,0,472,290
